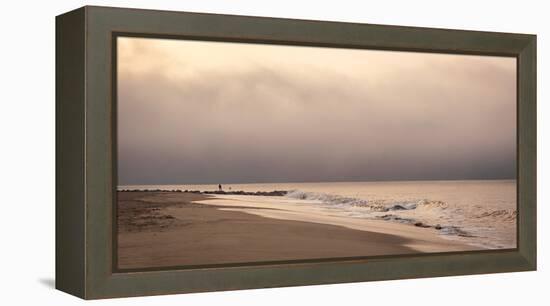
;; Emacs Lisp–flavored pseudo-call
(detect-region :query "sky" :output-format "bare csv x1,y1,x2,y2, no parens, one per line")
117,37,517,185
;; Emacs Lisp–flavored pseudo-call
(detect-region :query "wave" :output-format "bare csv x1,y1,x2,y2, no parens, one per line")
438,226,475,237
285,190,447,212
284,189,515,242
475,209,517,221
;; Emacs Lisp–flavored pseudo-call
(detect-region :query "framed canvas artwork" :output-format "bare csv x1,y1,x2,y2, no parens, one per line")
56,6,536,299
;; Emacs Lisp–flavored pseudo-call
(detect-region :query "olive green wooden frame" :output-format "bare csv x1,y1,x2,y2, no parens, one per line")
56,5,536,300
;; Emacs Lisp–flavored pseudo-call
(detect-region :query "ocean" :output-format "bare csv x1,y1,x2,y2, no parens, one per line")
119,179,517,249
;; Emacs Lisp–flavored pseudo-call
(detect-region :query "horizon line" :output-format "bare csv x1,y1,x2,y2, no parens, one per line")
118,177,517,187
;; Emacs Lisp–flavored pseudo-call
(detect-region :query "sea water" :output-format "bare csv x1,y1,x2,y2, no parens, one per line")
120,180,517,249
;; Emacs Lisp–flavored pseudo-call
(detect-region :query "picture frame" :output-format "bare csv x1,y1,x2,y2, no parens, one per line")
56,5,536,299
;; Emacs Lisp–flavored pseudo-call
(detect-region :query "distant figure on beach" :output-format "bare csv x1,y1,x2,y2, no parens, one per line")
218,184,222,191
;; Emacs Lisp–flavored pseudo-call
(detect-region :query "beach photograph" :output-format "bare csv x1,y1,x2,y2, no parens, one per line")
116,37,517,270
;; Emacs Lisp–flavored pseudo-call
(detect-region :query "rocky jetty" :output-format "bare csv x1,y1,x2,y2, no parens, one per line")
119,189,288,196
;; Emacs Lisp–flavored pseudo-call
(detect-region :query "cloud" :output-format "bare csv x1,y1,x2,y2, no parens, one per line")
117,37,516,185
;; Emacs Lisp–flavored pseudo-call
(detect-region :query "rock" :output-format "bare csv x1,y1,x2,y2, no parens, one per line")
414,222,430,228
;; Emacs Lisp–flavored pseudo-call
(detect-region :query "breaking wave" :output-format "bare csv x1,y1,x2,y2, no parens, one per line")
284,189,515,243
285,190,447,212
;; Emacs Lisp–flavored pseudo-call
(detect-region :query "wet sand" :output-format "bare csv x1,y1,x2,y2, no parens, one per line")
117,191,475,270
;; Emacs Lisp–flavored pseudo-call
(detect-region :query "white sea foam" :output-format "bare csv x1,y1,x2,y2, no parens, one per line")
283,186,516,248
285,189,448,212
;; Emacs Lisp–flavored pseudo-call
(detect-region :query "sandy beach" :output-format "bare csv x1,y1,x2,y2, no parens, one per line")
117,191,479,270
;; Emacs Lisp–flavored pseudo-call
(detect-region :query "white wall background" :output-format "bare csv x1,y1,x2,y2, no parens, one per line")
0,0,546,305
